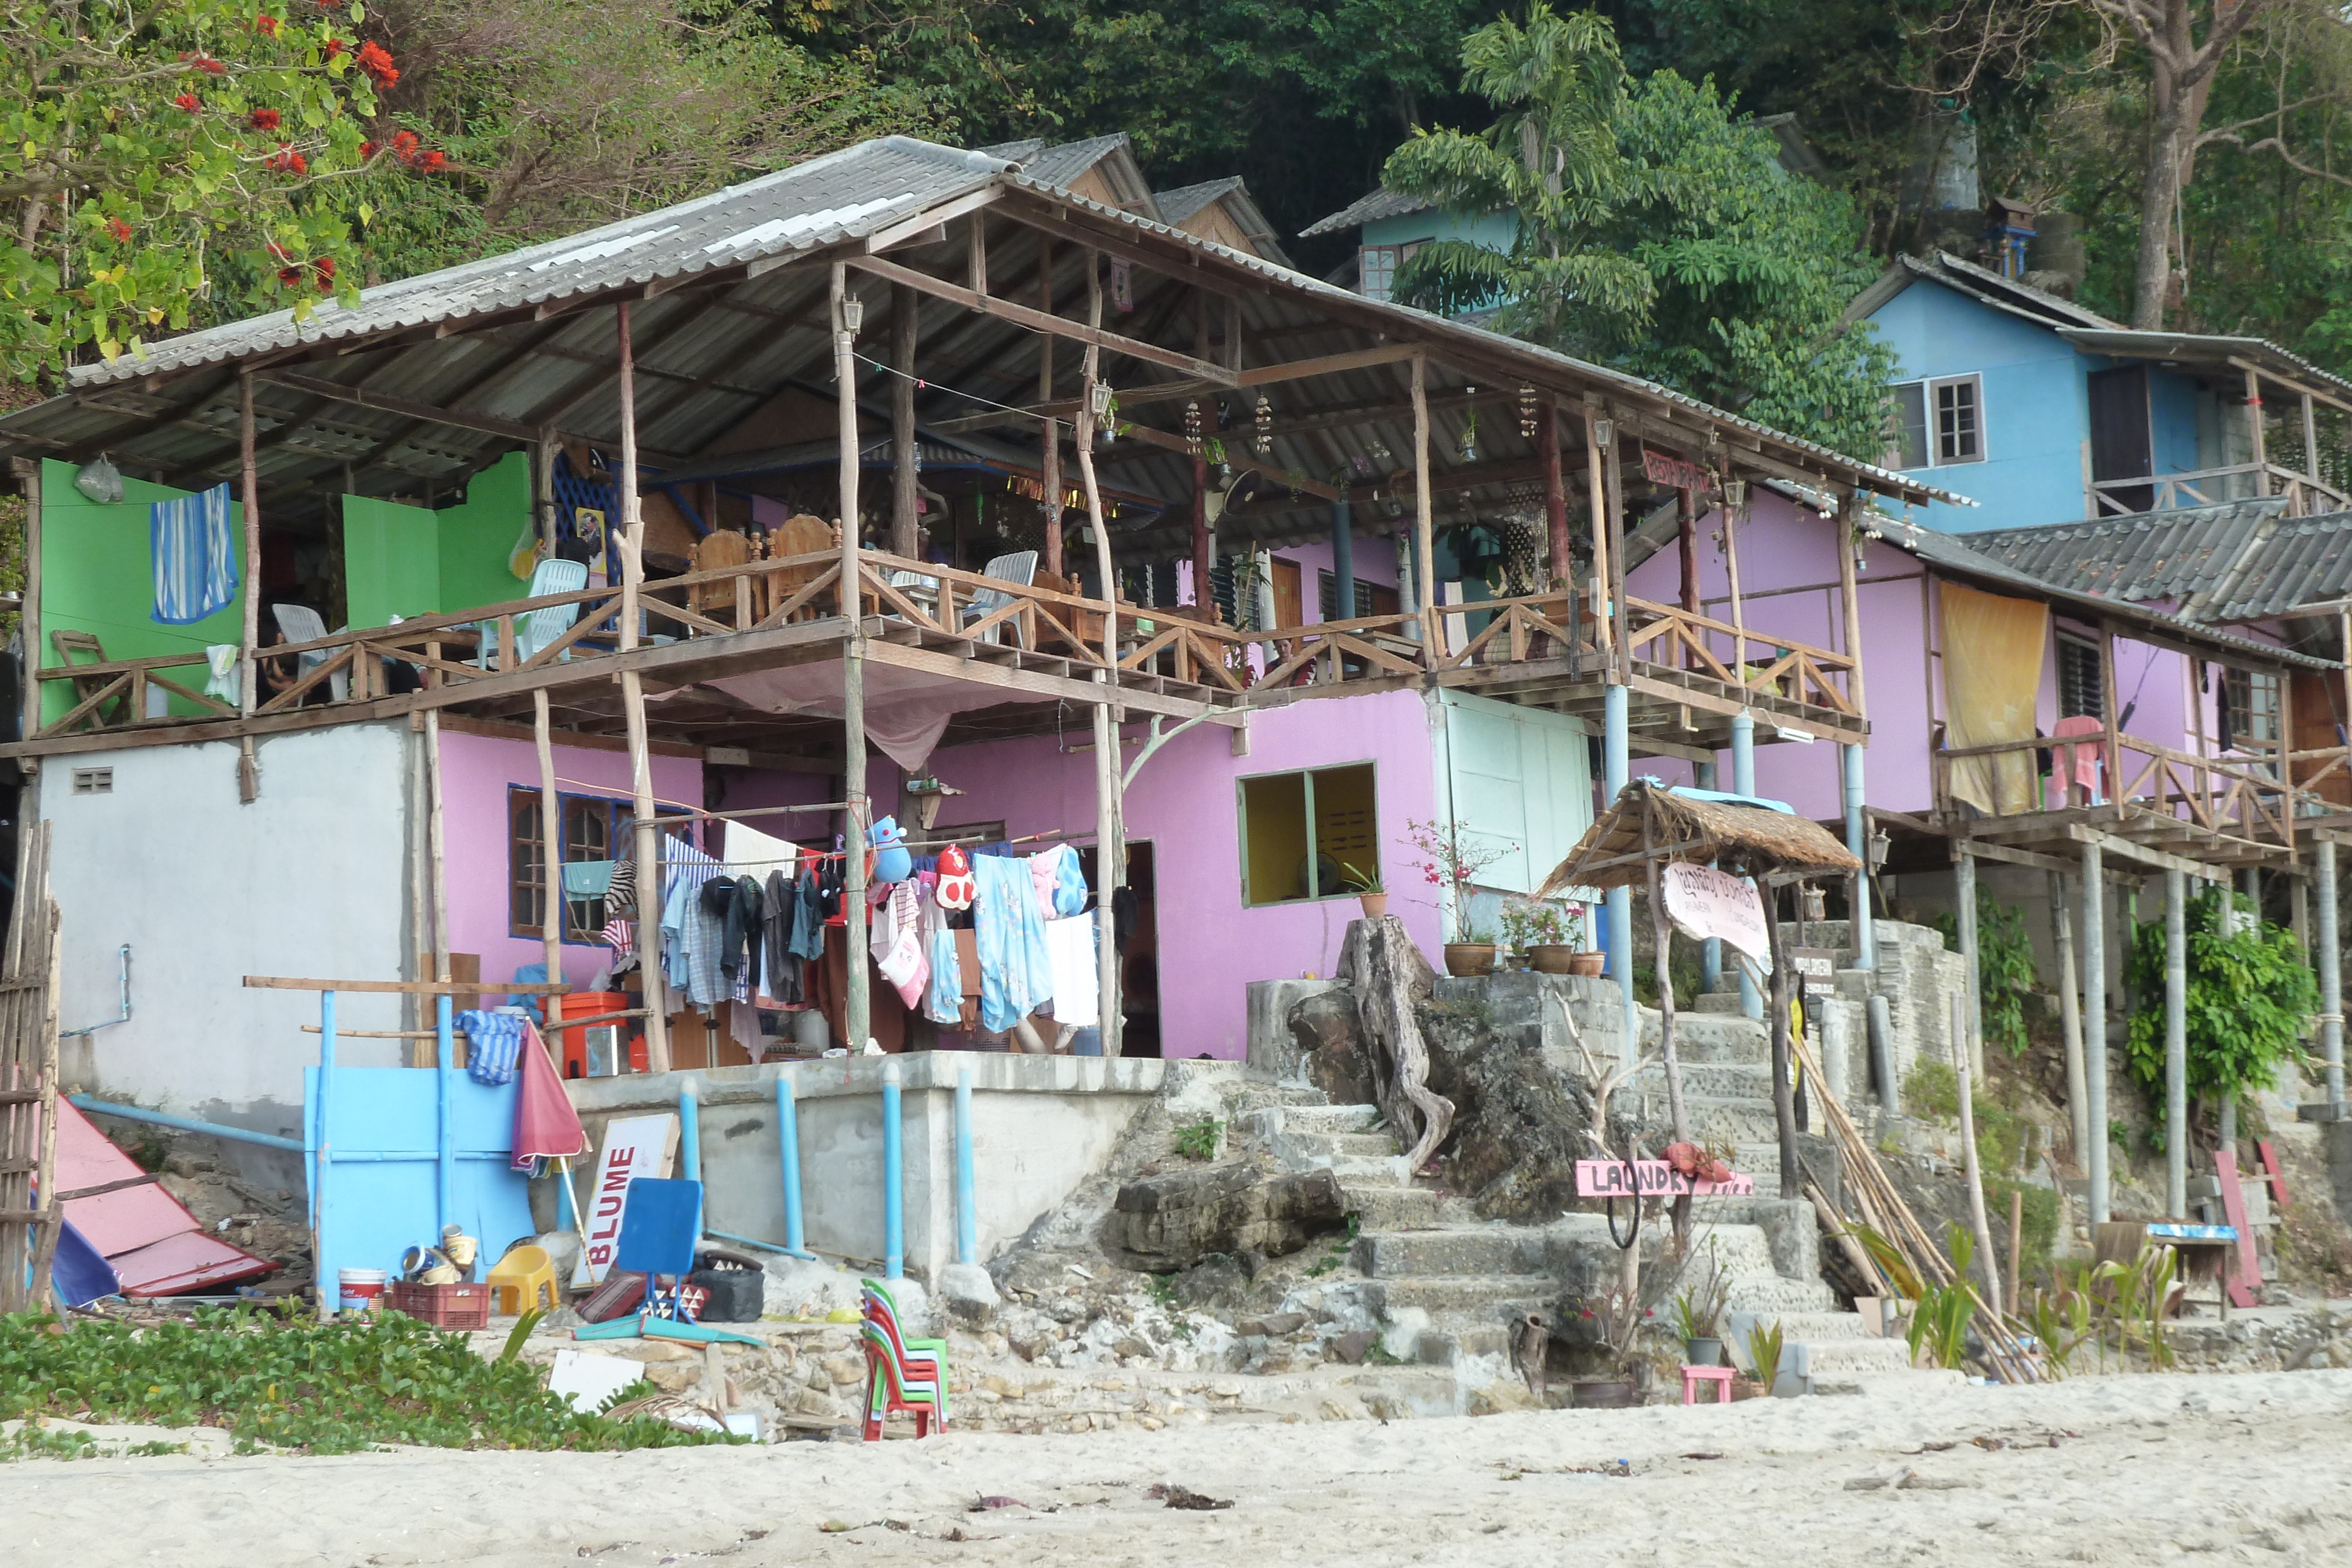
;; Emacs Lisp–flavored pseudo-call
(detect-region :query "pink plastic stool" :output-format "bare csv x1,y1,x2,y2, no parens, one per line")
1681,1364,1737,1405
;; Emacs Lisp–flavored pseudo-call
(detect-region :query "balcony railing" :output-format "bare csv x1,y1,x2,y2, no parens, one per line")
2090,462,2350,518
1930,726,2329,852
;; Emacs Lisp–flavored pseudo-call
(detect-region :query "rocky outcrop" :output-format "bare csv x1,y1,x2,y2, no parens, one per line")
1419,1000,1624,1223
1108,1163,1349,1270
1284,988,1381,1107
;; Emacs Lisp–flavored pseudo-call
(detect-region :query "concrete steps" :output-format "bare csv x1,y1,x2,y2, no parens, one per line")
1338,1183,1448,1232
1245,1104,1412,1187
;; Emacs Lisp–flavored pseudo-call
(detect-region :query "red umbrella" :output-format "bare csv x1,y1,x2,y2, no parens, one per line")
512,1021,589,1171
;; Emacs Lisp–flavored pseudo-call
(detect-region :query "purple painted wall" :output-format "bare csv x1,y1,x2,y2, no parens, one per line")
437,730,704,992
928,688,1442,1059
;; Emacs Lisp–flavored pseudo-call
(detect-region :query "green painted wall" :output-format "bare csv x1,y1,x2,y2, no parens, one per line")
340,450,533,630
38,459,249,724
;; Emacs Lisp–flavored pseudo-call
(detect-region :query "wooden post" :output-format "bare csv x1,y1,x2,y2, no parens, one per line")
1583,399,1611,657
1411,355,1436,658
534,431,557,557
1956,845,1983,1081
1076,248,1122,1057
1836,492,1867,717
425,709,451,998
2006,1185,2025,1315
2098,622,2123,820
1038,236,1063,581
2082,840,2110,1224
2049,869,2090,1162
14,459,40,740
409,726,433,1066
1953,995,2008,1313
1645,821,1690,1146
1723,462,1748,693
534,689,564,994
891,283,920,559
1763,881,1800,1198
614,300,671,1074
2304,392,2321,497
1190,452,1210,612
237,371,262,801
834,263,872,1056
1541,399,1571,590
2246,368,2269,497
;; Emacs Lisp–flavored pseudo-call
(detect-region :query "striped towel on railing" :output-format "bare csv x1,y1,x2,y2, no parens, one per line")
150,483,239,625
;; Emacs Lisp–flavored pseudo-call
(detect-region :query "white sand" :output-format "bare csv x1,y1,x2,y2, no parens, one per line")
8,1369,2351,1566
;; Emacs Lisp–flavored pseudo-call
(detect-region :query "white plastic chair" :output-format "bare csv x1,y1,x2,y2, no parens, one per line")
272,603,347,702
963,550,1037,643
477,558,590,668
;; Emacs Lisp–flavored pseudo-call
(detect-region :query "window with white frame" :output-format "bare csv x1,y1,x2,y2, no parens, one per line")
1884,374,1986,469
1358,239,1431,304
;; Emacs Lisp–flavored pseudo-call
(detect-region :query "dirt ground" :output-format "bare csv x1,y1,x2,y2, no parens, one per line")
6,1368,2348,1566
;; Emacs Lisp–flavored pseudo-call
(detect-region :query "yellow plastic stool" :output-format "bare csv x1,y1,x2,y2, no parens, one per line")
485,1245,559,1315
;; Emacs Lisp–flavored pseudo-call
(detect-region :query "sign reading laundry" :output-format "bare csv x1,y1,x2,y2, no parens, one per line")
1661,860,1772,971
1575,1159,1755,1198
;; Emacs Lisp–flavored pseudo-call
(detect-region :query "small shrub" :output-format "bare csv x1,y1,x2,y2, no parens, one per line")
1172,1118,1223,1161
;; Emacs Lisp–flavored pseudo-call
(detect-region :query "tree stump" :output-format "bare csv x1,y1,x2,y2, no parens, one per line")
1336,915,1452,1172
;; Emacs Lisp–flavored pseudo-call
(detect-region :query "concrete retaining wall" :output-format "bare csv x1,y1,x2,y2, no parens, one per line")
562,1053,1165,1282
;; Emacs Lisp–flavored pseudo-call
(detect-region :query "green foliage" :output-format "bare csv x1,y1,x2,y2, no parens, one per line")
1902,1057,2029,1176
2022,1278,2092,1379
1669,1251,1728,1342
2125,888,2317,1104
1933,889,2037,1060
1903,1057,1960,1122
1740,1316,1782,1383
1905,1223,1978,1372
1172,1117,1223,1161
1986,1177,2059,1276
497,1308,546,1364
0,1305,722,1455
1378,5,1897,457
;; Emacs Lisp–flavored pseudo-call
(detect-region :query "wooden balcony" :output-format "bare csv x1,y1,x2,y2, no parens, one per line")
2092,461,2350,519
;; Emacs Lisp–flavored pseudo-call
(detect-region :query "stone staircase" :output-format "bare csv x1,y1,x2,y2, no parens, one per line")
1249,994,1919,1386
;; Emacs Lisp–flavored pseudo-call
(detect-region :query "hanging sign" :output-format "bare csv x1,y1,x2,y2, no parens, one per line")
584,1112,678,1282
1661,860,1771,972
1575,1159,1755,1198
1787,945,1840,1001
1642,448,1710,493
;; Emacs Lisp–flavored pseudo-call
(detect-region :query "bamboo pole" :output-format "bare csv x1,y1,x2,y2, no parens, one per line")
1411,355,1436,657
16,459,41,741
615,300,671,1074
1953,992,2007,1309
2049,870,2090,1162
1583,397,1611,656
1836,490,1867,716
834,263,872,1056
1076,248,1122,1057
237,371,262,800
1541,399,1571,590
2007,1185,2025,1316
534,689,564,998
409,728,433,1065
891,283,920,560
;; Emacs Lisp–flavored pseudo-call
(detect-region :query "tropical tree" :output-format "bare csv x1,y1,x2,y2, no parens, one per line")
2,0,434,377
1379,4,1897,456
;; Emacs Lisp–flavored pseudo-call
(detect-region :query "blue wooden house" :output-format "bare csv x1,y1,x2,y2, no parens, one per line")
1849,251,2352,533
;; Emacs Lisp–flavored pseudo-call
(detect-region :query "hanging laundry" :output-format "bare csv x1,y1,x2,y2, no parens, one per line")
150,483,239,625
936,843,975,911
726,821,797,878
1026,850,1061,921
457,1009,527,1087
760,870,803,1005
788,867,826,961
872,880,929,1009
868,816,913,883
562,860,616,899
707,875,764,995
974,851,1051,1032
606,856,638,916
1043,915,1099,1028
660,841,737,1008
921,884,963,1024
1047,842,1090,917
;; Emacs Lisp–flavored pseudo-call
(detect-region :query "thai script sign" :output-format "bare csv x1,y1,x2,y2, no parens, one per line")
1661,860,1771,971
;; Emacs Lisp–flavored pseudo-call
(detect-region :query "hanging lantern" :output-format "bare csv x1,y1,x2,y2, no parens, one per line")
1818,473,1836,520
1184,400,1202,457
1254,394,1273,454
1518,385,1539,442
1459,410,1479,464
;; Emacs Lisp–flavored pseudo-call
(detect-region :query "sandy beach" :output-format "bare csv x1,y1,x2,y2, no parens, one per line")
7,1369,2349,1567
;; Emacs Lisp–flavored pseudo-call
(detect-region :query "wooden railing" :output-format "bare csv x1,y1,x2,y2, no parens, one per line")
1930,726,2330,849
1621,596,1859,716
2091,462,2350,518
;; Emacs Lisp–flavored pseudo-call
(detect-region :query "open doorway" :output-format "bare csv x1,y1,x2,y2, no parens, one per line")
1079,840,1161,1058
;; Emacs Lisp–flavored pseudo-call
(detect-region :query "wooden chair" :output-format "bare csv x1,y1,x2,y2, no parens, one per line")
767,514,836,622
48,630,126,728
688,530,754,627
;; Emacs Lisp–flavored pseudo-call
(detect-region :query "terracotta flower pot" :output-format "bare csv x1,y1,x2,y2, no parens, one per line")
1567,950,1606,978
1358,892,1389,919
1526,943,1578,974
1442,941,1498,977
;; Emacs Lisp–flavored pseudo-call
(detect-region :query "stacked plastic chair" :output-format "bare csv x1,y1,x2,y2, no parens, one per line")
858,1278,947,1441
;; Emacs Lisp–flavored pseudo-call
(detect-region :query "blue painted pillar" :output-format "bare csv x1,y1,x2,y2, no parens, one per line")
1732,711,1762,1020
1695,760,1722,997
679,1083,701,1185
1842,743,1877,971
318,989,336,1315
776,1075,814,1259
434,993,454,1236
881,1059,904,1279
1330,494,1355,623
1605,684,1635,1059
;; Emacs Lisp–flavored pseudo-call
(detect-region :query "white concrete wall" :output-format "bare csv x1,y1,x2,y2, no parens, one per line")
39,723,416,1150
564,1054,1167,1282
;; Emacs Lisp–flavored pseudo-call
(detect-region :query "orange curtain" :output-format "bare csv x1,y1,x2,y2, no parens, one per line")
1939,581,2049,816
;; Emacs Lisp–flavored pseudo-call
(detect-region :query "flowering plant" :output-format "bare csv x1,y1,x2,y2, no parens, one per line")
1402,817,1512,944
1498,897,1582,952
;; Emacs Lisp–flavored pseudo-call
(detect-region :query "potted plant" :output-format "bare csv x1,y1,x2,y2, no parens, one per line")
1342,862,1388,920
1671,1267,1730,1368
1405,817,1512,977
1740,1318,1789,1399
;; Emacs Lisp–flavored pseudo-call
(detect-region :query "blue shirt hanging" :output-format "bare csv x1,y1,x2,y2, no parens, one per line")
150,483,239,625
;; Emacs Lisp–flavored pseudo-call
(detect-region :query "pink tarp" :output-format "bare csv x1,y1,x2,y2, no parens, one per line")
512,1023,589,1169
53,1099,275,1296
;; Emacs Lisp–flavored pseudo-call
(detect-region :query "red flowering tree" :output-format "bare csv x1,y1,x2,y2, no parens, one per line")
1,0,443,378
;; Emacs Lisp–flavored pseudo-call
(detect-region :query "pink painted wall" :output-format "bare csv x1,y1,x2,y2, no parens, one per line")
928,688,1442,1059
437,730,704,992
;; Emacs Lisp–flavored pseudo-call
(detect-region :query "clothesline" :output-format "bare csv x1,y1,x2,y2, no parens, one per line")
646,801,850,828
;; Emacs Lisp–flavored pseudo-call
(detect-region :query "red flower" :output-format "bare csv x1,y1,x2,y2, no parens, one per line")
359,139,379,159
322,36,344,57
265,240,291,260
106,218,133,242
267,145,308,175
355,41,398,88
277,266,303,287
255,13,279,35
248,108,281,131
192,54,226,74
390,129,417,155
173,92,201,111
413,149,446,173
315,255,336,280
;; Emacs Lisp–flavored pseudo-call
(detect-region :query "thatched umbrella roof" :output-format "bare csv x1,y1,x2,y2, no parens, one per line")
1535,780,1861,895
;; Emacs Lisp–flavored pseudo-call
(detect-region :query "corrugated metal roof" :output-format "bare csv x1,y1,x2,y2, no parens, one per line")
2206,510,2352,621
1014,133,1137,196
2056,328,2352,403
1972,499,2286,606
1873,512,2336,668
1298,186,1435,238
1152,178,1243,226
64,136,1008,388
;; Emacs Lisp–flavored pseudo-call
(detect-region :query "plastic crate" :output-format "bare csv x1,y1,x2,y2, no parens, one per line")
385,1281,492,1329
